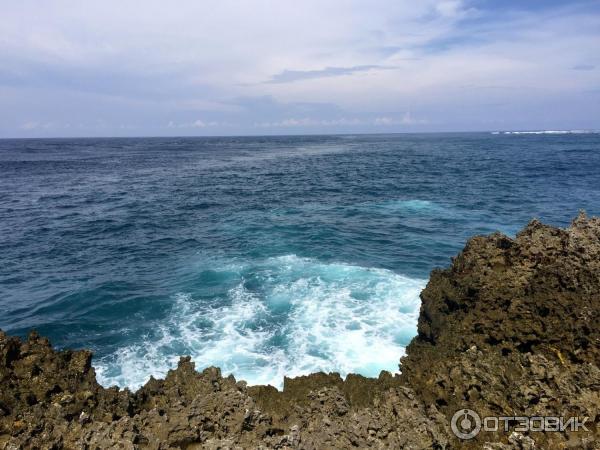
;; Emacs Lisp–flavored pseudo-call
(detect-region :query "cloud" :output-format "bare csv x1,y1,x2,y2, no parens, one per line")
19,121,60,130
374,112,427,125
167,119,222,129
255,113,427,129
20,121,41,130
265,65,389,84
0,0,599,137
572,64,595,71
255,117,362,128
435,1,464,17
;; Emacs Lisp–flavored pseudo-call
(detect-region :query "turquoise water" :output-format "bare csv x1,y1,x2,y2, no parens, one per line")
1,133,599,388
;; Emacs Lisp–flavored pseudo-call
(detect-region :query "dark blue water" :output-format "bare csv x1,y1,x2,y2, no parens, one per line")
1,133,599,388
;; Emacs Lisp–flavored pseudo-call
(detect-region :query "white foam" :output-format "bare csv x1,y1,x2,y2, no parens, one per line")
492,130,599,135
373,199,440,212
95,255,425,390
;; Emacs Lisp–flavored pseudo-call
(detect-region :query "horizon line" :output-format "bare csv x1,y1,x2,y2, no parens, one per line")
2,129,599,141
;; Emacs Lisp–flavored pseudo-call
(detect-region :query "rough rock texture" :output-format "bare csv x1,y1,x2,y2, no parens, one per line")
401,211,600,449
1,213,599,449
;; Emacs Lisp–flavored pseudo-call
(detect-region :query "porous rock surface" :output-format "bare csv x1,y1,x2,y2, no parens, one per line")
1,213,599,449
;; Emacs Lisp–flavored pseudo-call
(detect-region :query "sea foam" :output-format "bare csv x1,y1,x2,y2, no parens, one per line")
492,130,599,135
95,255,425,390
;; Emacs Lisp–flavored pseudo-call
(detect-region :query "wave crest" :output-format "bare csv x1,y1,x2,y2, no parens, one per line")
95,255,425,389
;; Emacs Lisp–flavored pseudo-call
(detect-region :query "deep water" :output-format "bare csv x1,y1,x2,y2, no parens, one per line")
1,133,599,388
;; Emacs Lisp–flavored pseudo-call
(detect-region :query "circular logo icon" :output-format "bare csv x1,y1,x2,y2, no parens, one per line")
451,409,481,440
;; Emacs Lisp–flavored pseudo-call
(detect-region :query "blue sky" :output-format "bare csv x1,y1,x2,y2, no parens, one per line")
1,0,599,137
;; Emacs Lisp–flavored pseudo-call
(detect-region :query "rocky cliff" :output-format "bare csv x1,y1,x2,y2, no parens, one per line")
1,213,599,449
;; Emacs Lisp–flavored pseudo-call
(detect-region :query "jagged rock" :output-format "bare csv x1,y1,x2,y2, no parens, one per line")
1,214,599,448
401,212,600,448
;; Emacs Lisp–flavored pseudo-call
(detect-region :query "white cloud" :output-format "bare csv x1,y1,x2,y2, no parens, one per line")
167,119,222,129
256,117,363,128
435,1,463,17
20,121,40,130
255,114,427,129
374,112,426,125
1,1,599,136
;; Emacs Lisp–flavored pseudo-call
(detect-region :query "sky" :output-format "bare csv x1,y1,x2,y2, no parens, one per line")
1,0,599,137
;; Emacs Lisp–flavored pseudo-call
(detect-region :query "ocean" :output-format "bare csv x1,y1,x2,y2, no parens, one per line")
1,132,599,389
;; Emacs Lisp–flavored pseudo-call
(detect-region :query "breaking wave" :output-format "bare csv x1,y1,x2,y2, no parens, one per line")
95,255,425,390
492,130,599,135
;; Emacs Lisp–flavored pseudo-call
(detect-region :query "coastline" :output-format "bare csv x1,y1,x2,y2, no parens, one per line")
1,213,599,448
